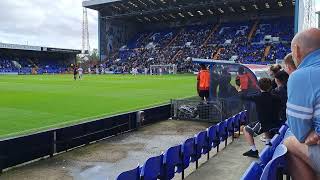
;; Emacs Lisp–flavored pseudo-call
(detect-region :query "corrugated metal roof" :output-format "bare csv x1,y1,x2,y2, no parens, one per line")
83,0,121,8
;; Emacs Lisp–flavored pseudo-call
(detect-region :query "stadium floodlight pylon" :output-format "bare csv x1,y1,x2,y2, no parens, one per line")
297,0,317,32
81,4,90,60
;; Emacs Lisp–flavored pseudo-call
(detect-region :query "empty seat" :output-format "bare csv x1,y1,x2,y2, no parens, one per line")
163,145,182,180
207,125,219,153
141,154,164,180
181,137,196,171
259,145,273,167
240,110,247,124
260,144,288,180
241,161,263,180
278,125,288,138
226,117,235,138
116,166,140,180
195,131,209,165
218,121,228,147
270,134,282,149
233,114,241,133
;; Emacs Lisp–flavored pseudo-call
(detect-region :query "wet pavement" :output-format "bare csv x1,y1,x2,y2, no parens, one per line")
0,120,211,180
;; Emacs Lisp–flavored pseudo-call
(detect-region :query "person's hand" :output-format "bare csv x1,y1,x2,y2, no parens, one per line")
305,131,320,145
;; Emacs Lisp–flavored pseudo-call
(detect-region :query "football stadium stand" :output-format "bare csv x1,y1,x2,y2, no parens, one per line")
104,17,294,73
0,43,80,74
83,0,295,74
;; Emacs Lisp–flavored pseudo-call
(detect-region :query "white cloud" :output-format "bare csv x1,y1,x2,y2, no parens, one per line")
0,0,98,50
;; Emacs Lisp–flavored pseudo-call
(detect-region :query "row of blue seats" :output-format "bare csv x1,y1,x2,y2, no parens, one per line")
241,124,289,180
117,110,248,180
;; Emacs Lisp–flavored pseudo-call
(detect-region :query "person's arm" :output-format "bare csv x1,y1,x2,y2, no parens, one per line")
286,71,314,143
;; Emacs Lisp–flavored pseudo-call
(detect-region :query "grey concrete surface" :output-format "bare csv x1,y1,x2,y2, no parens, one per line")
0,120,211,180
185,135,265,180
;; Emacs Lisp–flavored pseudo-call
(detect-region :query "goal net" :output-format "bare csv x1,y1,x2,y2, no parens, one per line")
150,64,177,75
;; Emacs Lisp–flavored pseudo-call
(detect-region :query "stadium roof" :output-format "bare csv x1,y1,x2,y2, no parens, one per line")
0,42,81,54
83,0,295,22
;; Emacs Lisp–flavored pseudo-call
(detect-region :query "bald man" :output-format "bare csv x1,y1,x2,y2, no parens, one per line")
283,53,297,75
284,28,320,179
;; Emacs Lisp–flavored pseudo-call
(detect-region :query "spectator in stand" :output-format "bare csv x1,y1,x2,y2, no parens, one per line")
268,64,282,90
197,64,210,101
284,28,320,179
271,71,289,122
242,78,282,158
283,53,297,75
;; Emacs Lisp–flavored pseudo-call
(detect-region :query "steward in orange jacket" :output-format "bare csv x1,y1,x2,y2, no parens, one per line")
197,64,210,100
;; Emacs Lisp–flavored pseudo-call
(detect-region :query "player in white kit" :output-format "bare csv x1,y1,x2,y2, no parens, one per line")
78,67,83,79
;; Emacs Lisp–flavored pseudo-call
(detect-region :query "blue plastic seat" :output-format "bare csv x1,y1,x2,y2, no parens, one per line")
218,121,228,147
259,145,273,167
163,145,182,180
181,137,196,170
270,134,282,150
260,145,288,180
240,110,247,124
233,114,241,132
278,125,288,138
226,117,235,138
195,130,209,166
195,131,209,157
207,125,219,152
141,154,164,180
116,166,140,180
241,161,263,180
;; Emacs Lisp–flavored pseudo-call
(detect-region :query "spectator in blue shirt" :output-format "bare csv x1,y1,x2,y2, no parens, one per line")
284,28,320,179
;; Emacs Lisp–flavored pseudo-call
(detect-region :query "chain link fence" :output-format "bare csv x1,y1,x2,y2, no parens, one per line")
171,97,253,123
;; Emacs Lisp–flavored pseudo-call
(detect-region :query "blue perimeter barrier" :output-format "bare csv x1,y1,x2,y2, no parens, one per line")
0,104,171,172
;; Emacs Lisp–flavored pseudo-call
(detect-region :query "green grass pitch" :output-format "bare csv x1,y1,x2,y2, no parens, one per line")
0,74,196,138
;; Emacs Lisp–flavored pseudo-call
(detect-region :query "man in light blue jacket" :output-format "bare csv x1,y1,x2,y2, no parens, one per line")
284,28,320,179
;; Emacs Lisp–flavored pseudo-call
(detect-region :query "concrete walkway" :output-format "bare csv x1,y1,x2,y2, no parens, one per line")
0,120,211,180
185,135,264,180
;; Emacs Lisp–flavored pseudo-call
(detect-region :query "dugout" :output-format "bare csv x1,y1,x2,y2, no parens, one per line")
172,59,262,123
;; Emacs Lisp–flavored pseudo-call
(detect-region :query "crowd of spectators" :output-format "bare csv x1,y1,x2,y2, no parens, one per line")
0,59,17,72
1,18,294,75
170,25,212,47
0,57,70,74
266,43,291,62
